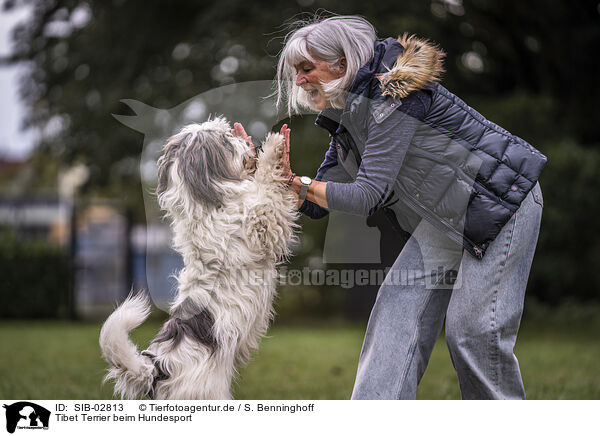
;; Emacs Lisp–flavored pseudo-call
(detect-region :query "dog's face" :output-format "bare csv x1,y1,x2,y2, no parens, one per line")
156,116,253,210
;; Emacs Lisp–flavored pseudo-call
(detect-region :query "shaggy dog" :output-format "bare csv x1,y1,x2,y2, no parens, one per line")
99,117,299,399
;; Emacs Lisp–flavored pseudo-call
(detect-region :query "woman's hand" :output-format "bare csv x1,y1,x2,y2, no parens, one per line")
280,124,293,180
232,122,257,171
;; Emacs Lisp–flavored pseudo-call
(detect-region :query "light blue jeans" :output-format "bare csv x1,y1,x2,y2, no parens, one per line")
351,183,543,400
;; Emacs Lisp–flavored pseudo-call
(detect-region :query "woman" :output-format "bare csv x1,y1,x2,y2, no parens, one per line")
239,15,545,399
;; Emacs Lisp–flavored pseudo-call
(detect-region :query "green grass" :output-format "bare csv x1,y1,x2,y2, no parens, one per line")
0,316,598,399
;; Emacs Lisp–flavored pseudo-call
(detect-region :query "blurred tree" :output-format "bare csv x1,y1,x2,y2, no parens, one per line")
3,0,599,207
1,0,323,218
2,0,599,306
429,0,600,145
1,2,596,190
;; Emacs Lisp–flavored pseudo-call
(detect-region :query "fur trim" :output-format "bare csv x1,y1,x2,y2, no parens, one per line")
377,33,446,99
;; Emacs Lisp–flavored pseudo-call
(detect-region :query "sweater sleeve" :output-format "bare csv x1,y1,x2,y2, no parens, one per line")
298,137,353,219
325,92,429,216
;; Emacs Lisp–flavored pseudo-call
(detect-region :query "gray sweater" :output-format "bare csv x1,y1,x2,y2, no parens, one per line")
299,90,431,218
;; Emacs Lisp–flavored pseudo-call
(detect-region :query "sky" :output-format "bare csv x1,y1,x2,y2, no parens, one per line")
0,7,36,161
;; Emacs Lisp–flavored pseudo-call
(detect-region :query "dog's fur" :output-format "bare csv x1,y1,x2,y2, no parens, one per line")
99,117,299,399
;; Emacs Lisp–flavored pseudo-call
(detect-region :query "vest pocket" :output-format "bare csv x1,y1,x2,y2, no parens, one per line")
371,97,403,124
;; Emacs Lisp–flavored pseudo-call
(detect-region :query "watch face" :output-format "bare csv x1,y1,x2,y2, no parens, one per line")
300,176,312,185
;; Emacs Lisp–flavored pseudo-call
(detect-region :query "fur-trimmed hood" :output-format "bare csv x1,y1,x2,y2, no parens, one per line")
377,33,446,99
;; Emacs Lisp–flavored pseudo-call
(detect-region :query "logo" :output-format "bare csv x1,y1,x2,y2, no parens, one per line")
3,402,50,434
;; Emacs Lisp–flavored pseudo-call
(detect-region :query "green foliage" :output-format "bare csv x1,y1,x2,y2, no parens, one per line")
0,231,72,318
527,141,600,303
274,285,347,323
468,92,558,145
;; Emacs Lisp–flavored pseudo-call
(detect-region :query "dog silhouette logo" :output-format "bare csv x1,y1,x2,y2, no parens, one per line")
3,402,50,434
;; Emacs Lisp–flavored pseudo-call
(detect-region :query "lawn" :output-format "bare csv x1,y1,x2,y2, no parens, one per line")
0,314,598,400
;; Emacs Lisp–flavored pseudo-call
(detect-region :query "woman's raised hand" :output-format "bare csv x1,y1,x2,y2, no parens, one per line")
280,124,293,179
232,122,257,171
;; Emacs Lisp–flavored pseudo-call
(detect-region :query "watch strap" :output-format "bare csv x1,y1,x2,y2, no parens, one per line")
299,183,309,201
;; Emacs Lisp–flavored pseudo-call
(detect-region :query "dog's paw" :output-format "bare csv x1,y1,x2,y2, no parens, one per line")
259,133,284,164
263,132,283,158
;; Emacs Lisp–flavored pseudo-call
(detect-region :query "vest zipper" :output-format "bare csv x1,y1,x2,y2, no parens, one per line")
397,188,484,259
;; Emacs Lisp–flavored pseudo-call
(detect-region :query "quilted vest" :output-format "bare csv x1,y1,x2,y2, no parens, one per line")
319,36,547,259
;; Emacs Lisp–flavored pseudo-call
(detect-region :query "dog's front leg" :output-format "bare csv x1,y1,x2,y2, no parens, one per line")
253,133,287,185
245,132,299,261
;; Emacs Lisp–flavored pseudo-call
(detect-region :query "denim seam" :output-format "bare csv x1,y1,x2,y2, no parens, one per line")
489,210,518,393
394,291,435,399
532,185,543,208
504,202,521,262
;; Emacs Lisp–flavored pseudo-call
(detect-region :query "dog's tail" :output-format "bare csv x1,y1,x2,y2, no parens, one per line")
99,292,156,399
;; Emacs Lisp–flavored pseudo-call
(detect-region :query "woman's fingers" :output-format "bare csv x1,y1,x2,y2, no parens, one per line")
233,123,257,171
233,123,254,149
285,128,291,153
279,124,291,153
279,126,292,179
233,122,256,154
233,122,248,138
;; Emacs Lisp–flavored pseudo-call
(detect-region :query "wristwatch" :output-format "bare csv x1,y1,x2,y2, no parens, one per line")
298,176,312,201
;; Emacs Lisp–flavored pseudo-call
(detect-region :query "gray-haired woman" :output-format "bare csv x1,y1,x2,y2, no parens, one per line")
244,15,545,399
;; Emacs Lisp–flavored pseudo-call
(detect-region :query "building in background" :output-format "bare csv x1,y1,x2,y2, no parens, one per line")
0,160,180,318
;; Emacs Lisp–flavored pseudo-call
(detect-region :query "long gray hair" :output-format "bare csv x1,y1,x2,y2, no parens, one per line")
275,15,377,115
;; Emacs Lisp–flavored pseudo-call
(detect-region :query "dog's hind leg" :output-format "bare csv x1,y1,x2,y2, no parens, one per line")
153,342,236,400
201,348,237,399
150,299,238,399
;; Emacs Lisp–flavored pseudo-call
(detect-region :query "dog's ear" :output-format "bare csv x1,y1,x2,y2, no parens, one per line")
156,133,182,200
178,129,242,207
157,125,242,208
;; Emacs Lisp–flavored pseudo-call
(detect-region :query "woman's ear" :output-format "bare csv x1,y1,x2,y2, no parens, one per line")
337,57,347,76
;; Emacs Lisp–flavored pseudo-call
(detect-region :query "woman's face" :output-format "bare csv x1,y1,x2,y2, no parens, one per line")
294,58,345,110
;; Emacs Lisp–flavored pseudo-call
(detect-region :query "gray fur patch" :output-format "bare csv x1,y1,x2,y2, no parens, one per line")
156,125,242,207
171,297,204,319
152,307,217,352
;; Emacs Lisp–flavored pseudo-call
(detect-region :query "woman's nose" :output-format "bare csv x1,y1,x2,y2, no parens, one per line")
295,73,307,86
